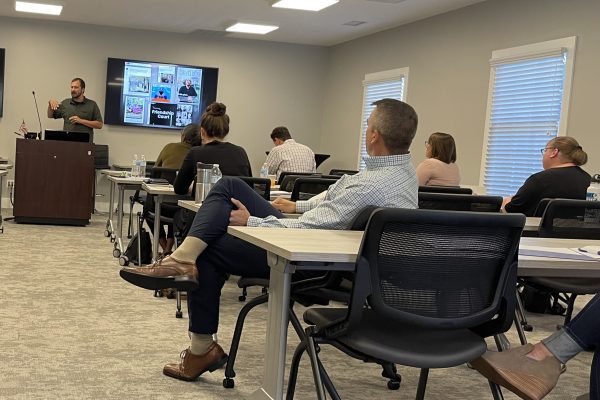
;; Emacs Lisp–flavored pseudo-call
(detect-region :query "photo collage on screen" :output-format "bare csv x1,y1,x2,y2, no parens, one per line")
122,61,202,128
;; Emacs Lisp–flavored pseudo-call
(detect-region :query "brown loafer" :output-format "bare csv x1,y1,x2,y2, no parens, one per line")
119,256,198,291
163,343,228,382
470,344,562,400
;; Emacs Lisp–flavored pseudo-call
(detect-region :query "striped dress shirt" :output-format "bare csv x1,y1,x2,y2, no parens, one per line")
247,153,418,229
265,139,316,179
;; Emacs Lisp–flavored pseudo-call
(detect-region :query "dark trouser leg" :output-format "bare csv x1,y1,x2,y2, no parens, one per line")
188,233,269,334
187,177,283,243
591,349,599,400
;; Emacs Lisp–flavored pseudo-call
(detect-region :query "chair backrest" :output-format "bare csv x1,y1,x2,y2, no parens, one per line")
238,176,271,200
418,192,502,212
329,169,359,176
290,177,339,201
350,208,524,330
538,198,600,239
533,198,552,217
150,166,178,184
418,185,473,195
278,171,321,187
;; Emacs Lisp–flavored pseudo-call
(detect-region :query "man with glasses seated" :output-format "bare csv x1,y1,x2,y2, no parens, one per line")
119,99,419,383
502,137,590,216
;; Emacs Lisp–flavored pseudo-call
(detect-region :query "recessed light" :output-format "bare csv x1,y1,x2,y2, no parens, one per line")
15,1,63,15
271,0,339,12
225,23,279,35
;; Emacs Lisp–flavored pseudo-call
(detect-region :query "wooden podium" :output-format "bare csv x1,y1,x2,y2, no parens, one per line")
14,139,94,225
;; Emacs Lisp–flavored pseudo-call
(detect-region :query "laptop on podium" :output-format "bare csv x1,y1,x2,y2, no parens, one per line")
44,129,90,143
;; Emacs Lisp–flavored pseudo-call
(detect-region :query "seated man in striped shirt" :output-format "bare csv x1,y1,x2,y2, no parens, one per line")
265,126,316,179
119,98,419,383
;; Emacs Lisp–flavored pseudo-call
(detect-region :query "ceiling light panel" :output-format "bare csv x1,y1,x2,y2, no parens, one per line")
271,0,339,12
226,23,279,35
15,1,63,15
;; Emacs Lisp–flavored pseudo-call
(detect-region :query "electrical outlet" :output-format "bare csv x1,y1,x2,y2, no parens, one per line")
7,180,14,190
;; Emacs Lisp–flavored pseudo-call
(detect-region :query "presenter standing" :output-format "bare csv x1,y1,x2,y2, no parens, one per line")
47,77,103,142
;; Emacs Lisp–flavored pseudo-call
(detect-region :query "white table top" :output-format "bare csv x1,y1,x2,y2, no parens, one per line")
524,217,541,232
107,175,146,185
0,170,7,177
227,226,600,277
142,182,176,195
178,199,200,211
100,169,129,177
0,164,13,170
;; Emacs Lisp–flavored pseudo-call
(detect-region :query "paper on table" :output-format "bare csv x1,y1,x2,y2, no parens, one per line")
519,245,599,261
574,246,600,259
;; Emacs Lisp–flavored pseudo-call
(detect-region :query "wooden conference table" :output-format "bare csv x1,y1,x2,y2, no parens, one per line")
226,225,600,400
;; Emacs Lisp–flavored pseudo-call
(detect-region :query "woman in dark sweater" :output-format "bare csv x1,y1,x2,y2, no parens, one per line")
503,136,590,216
173,102,252,195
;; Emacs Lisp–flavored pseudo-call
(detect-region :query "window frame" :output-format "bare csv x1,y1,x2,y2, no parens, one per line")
478,37,577,194
357,67,409,170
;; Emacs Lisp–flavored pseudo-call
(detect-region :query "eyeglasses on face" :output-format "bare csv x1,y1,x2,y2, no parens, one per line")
540,147,556,154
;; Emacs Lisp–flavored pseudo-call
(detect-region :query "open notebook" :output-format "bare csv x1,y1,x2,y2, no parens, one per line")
519,245,600,261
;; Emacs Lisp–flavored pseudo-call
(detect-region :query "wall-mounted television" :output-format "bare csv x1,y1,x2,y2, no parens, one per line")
104,57,218,130
0,48,5,117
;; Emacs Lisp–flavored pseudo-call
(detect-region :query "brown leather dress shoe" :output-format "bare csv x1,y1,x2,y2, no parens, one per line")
470,344,562,400
119,256,198,291
163,343,228,382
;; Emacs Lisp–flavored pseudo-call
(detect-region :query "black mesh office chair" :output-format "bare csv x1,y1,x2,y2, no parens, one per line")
237,176,271,200
126,161,157,238
523,199,600,327
286,208,524,400
290,177,339,201
418,185,473,194
328,169,358,176
277,171,321,187
222,206,405,391
418,192,502,212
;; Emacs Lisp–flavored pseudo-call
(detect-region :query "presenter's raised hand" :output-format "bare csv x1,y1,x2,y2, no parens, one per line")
229,198,250,226
48,99,60,111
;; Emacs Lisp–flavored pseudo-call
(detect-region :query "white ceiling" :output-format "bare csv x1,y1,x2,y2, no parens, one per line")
0,0,486,46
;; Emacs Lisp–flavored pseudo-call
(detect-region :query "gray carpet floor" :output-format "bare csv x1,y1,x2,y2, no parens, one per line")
0,211,592,399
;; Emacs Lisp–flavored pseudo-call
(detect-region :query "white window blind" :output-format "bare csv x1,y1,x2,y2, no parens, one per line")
358,68,407,170
481,37,576,196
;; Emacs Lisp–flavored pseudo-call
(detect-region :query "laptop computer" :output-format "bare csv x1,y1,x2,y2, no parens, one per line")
44,130,90,143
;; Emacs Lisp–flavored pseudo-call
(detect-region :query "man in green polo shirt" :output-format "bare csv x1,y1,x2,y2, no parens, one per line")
47,77,103,142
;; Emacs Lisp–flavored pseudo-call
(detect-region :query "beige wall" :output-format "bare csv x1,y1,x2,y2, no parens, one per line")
321,0,600,184
2,0,600,207
0,17,328,207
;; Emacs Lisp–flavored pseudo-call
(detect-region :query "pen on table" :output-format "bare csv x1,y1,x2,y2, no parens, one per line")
578,247,600,255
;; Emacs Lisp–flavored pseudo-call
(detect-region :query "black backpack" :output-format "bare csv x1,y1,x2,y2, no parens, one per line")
122,212,152,266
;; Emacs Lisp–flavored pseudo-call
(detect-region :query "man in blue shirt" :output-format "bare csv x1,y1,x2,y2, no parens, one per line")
120,98,419,383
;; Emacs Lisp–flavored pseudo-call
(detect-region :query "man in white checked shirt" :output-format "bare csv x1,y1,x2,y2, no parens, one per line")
120,98,419,382
265,126,316,179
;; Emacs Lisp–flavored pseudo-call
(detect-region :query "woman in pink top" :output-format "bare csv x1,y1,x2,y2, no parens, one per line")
416,132,460,186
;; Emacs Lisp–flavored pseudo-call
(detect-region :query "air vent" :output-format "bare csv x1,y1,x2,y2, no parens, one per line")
343,21,367,26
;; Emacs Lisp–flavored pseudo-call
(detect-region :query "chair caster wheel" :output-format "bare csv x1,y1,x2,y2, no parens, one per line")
119,256,129,266
154,290,163,297
387,380,400,390
238,295,246,302
110,234,116,243
113,248,121,258
223,378,235,388
523,324,533,332
176,310,183,318
104,229,110,237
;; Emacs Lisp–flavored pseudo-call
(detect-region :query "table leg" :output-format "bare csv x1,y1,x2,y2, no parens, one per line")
152,194,162,261
106,179,115,238
0,175,4,233
249,253,292,400
115,185,125,255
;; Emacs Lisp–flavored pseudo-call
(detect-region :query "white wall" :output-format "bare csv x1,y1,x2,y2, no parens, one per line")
320,0,600,183
0,17,328,208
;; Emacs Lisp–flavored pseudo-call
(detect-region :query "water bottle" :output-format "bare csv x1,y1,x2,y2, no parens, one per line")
260,162,269,179
211,164,222,185
131,154,139,177
584,175,600,223
139,154,147,178
195,163,213,204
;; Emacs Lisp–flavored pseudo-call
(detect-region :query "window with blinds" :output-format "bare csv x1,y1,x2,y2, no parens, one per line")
480,37,577,196
358,68,408,170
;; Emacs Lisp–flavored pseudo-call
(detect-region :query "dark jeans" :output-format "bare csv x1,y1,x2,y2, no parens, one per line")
563,293,600,400
186,177,284,334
